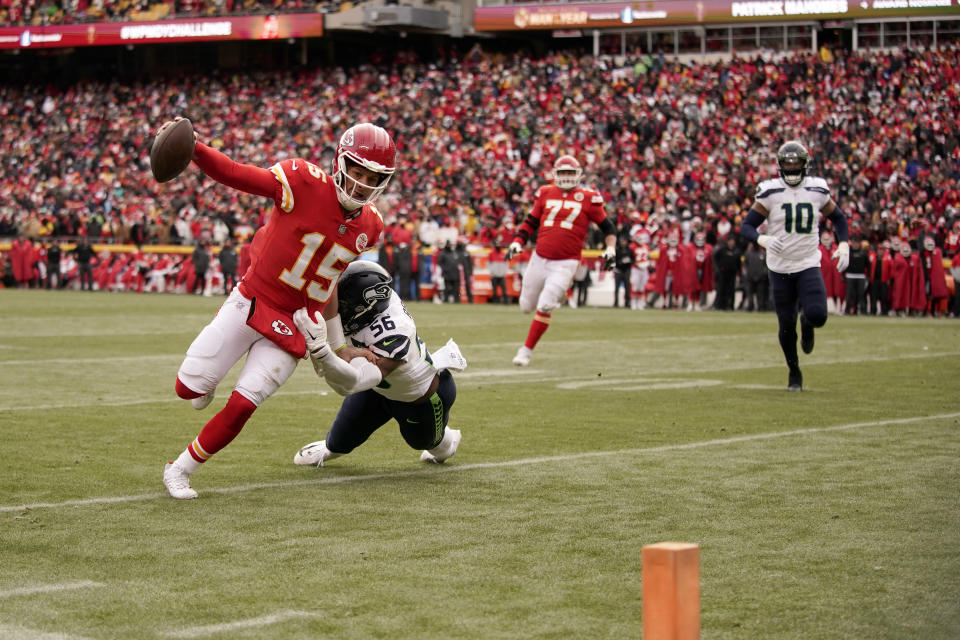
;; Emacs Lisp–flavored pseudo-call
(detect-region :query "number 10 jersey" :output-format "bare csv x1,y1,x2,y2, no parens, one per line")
753,175,832,275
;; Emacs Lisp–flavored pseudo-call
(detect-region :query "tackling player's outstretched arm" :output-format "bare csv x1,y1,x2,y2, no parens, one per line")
313,351,401,396
293,308,398,395
322,287,348,353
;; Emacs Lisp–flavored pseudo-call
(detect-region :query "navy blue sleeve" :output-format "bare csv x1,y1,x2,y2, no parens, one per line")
828,206,849,242
739,208,766,243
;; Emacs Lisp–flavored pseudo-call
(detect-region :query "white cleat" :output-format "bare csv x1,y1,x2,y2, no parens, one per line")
420,427,462,464
163,462,198,500
294,440,339,467
512,346,532,367
191,390,215,410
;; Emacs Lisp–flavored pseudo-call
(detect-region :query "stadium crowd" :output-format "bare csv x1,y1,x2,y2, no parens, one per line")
0,0,347,26
1,42,959,315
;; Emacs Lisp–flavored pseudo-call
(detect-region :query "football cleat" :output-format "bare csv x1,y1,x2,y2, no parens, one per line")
163,462,198,500
294,440,340,467
787,367,803,392
512,346,532,367
420,427,462,464
800,313,815,355
191,390,215,410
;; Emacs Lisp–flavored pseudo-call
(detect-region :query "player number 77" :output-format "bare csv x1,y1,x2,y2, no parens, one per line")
279,232,358,302
543,199,582,229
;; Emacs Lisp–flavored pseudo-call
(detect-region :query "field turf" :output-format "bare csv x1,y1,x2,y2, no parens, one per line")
1,289,958,639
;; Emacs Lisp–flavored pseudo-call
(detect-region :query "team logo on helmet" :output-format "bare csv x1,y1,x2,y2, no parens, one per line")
340,129,355,148
363,283,393,307
272,319,293,336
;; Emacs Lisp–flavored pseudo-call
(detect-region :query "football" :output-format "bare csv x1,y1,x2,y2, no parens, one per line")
150,117,196,183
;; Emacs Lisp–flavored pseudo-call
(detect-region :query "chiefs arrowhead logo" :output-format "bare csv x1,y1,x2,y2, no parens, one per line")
356,233,369,252
272,319,293,336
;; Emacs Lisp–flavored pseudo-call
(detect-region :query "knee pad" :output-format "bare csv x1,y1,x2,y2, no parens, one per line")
538,278,570,314
518,292,537,313
234,352,298,407
177,324,226,395
804,305,828,327
234,371,279,408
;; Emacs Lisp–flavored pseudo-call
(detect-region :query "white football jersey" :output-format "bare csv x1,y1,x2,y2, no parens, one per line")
347,292,436,402
753,175,833,274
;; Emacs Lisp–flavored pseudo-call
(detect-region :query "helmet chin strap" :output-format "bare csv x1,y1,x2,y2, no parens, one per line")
335,163,390,213
336,191,363,215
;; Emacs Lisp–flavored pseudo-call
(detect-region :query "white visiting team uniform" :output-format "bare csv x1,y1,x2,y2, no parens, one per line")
753,175,832,275
347,292,439,402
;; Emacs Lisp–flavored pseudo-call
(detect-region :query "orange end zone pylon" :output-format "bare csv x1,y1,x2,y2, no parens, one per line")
642,542,700,640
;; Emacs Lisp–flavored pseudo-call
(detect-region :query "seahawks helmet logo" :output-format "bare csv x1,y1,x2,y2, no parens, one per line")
363,283,392,306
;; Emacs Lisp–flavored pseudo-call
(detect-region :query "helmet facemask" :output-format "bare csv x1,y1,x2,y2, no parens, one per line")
777,141,810,187
551,155,582,190
334,155,393,212
552,168,581,190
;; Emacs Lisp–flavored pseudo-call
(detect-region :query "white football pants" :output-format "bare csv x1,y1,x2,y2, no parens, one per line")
177,287,299,407
518,252,578,314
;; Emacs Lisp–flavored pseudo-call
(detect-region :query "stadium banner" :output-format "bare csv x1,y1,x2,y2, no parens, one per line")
474,1,960,31
0,13,323,50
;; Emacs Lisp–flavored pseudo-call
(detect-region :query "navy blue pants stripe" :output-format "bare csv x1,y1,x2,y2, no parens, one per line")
326,369,456,453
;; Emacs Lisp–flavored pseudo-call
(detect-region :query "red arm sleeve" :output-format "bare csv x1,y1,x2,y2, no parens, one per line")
192,143,277,200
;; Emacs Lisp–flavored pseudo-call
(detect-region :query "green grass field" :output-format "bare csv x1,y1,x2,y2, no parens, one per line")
1,289,958,639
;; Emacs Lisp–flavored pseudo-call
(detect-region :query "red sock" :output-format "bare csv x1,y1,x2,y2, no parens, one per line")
175,377,204,400
524,311,551,349
187,391,257,463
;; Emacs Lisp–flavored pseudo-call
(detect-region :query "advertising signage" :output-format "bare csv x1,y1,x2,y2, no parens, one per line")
0,13,323,50
474,1,960,31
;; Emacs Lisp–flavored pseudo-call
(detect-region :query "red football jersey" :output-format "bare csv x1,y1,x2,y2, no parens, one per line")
241,159,383,316
193,144,383,317
521,184,608,261
631,243,650,268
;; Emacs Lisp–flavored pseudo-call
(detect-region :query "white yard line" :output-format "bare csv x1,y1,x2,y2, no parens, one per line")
0,625,94,640
0,580,104,599
0,355,181,367
3,412,958,514
165,610,318,638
